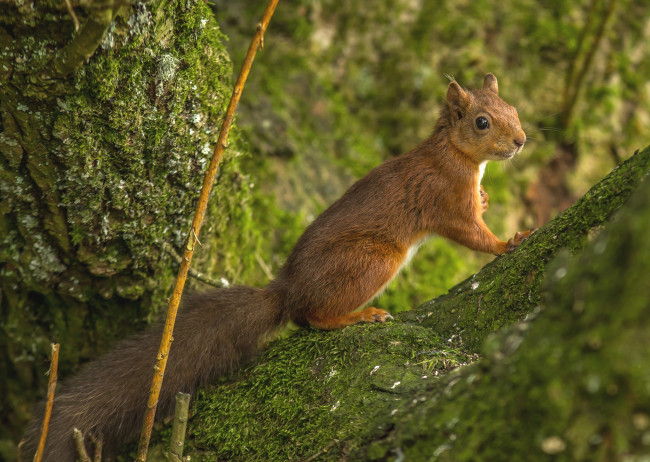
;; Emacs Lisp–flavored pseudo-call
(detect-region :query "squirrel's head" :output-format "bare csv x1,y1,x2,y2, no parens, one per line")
443,73,526,163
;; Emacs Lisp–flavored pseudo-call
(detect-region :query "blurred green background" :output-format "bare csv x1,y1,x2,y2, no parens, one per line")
209,0,650,311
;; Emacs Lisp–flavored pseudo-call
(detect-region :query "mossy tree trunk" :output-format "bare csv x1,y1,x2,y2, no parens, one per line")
172,147,650,461
0,0,257,452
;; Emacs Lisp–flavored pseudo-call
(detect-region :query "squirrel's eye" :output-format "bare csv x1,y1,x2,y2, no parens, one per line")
475,116,489,130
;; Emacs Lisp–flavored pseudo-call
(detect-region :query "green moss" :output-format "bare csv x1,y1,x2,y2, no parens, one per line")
181,321,469,461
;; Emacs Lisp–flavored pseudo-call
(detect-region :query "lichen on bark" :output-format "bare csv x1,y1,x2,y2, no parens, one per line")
0,0,263,453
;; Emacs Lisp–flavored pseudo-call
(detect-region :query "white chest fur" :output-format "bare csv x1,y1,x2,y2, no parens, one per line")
478,161,487,192
399,237,429,272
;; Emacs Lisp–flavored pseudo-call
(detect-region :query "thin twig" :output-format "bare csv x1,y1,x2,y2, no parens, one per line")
0,0,126,9
135,1,280,460
49,6,113,78
563,0,597,98
162,242,229,288
64,0,80,31
33,343,59,462
255,252,274,280
168,392,191,462
303,439,340,462
17,440,24,462
561,0,619,130
72,428,91,462
89,432,103,462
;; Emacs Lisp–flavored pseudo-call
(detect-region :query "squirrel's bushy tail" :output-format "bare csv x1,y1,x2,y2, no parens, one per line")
20,286,285,461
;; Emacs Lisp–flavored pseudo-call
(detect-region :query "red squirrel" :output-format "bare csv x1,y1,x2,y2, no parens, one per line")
21,73,533,460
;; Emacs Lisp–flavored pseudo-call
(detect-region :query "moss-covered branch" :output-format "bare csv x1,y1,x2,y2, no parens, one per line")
138,146,650,461
352,148,650,461
49,5,114,78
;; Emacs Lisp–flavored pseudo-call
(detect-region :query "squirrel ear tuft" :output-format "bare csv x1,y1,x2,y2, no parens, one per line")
446,81,469,114
483,73,499,95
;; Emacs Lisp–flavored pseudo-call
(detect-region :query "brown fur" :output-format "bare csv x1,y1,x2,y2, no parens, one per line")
21,288,286,460
21,74,532,460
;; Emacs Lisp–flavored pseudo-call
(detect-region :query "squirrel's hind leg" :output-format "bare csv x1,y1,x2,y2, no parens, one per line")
306,307,393,330
287,237,404,330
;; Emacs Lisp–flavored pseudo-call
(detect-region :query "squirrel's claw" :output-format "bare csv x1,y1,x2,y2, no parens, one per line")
360,307,393,323
506,229,535,253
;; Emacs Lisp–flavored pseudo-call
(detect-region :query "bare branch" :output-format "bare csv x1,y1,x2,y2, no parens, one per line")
64,0,80,31
49,5,113,78
162,242,229,288
72,428,91,462
89,432,103,462
33,343,59,462
168,393,191,462
560,0,619,131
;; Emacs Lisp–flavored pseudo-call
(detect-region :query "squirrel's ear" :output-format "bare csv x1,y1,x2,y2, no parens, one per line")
446,82,469,118
483,73,499,95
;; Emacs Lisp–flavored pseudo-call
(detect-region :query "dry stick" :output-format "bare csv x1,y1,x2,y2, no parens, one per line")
563,0,597,100
168,392,191,462
162,242,229,288
254,252,274,280
50,5,113,78
33,343,59,462
135,1,280,460
72,428,91,462
303,439,340,462
89,433,103,462
64,0,80,31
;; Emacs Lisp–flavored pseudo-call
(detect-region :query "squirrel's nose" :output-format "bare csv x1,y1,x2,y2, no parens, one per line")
514,133,526,148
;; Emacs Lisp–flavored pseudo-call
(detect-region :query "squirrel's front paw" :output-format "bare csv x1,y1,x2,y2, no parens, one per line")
505,229,535,253
480,185,489,212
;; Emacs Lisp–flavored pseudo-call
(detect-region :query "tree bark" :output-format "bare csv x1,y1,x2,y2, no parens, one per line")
0,0,252,450
178,146,650,461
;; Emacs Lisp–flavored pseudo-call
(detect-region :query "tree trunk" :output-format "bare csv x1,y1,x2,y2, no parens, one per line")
175,146,650,461
0,0,254,450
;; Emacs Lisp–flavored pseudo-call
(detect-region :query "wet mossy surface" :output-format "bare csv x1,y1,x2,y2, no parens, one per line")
138,147,649,461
